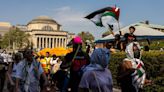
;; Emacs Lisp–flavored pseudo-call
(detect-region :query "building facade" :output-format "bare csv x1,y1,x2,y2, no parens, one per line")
17,16,75,50
0,22,12,40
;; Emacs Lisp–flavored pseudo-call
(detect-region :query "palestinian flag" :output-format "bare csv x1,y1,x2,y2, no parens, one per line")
85,6,120,27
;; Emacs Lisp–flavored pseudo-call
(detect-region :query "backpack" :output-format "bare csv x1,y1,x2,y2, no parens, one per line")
71,55,88,77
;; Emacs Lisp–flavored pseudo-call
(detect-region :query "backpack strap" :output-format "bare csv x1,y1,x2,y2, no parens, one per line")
72,44,81,62
92,71,101,92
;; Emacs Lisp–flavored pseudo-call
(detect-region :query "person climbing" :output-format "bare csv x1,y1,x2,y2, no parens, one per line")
117,42,152,92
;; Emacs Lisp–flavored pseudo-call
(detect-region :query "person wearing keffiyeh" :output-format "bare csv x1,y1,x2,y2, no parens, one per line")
117,42,152,92
15,50,48,92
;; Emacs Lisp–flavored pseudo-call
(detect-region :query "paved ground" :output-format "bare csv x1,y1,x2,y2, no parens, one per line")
3,84,121,92
41,87,121,92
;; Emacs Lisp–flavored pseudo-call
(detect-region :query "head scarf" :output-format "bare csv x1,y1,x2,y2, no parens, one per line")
84,48,110,71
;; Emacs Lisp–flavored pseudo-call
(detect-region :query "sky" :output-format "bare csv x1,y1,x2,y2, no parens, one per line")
0,0,163,39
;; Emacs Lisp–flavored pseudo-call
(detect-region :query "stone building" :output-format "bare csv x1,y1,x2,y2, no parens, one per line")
17,16,75,50
0,22,12,40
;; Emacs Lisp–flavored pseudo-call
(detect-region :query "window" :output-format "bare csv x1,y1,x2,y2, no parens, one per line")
42,26,53,31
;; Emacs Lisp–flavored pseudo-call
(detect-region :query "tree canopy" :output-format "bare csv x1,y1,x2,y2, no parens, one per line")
0,27,30,50
78,31,95,43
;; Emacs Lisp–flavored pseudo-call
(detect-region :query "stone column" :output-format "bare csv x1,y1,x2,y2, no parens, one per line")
45,37,47,48
40,37,42,49
47,37,50,48
56,38,58,47
33,36,37,49
62,38,64,48
52,37,54,48
59,37,61,47
49,37,51,48
43,37,46,48
42,37,44,48
55,37,57,48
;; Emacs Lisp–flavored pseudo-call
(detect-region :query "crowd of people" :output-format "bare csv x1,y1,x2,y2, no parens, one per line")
0,26,152,92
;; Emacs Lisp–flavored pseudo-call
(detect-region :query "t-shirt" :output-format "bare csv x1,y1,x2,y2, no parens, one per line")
124,33,137,43
79,69,113,92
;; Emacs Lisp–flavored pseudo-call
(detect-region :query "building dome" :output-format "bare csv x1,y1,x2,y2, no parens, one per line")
27,16,61,31
27,16,59,25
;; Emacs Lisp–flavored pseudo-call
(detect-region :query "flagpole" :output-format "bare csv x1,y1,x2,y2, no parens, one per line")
114,5,121,36
107,24,114,36
117,20,122,36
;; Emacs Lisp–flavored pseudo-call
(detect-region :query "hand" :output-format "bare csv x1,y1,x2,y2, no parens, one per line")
68,88,71,92
145,79,153,86
10,81,15,86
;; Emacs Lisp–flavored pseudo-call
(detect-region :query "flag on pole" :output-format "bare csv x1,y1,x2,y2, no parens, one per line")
85,6,120,27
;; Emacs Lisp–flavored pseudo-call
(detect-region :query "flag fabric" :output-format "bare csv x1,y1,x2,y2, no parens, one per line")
85,6,120,27
131,59,146,89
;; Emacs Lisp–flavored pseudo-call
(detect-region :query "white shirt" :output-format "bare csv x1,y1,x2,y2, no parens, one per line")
50,58,59,65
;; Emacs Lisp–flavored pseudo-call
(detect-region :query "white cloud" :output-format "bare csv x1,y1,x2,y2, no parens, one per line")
55,6,71,12
53,6,86,23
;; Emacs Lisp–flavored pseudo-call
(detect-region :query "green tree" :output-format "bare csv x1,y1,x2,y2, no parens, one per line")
78,31,95,51
0,27,30,50
78,31,95,43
